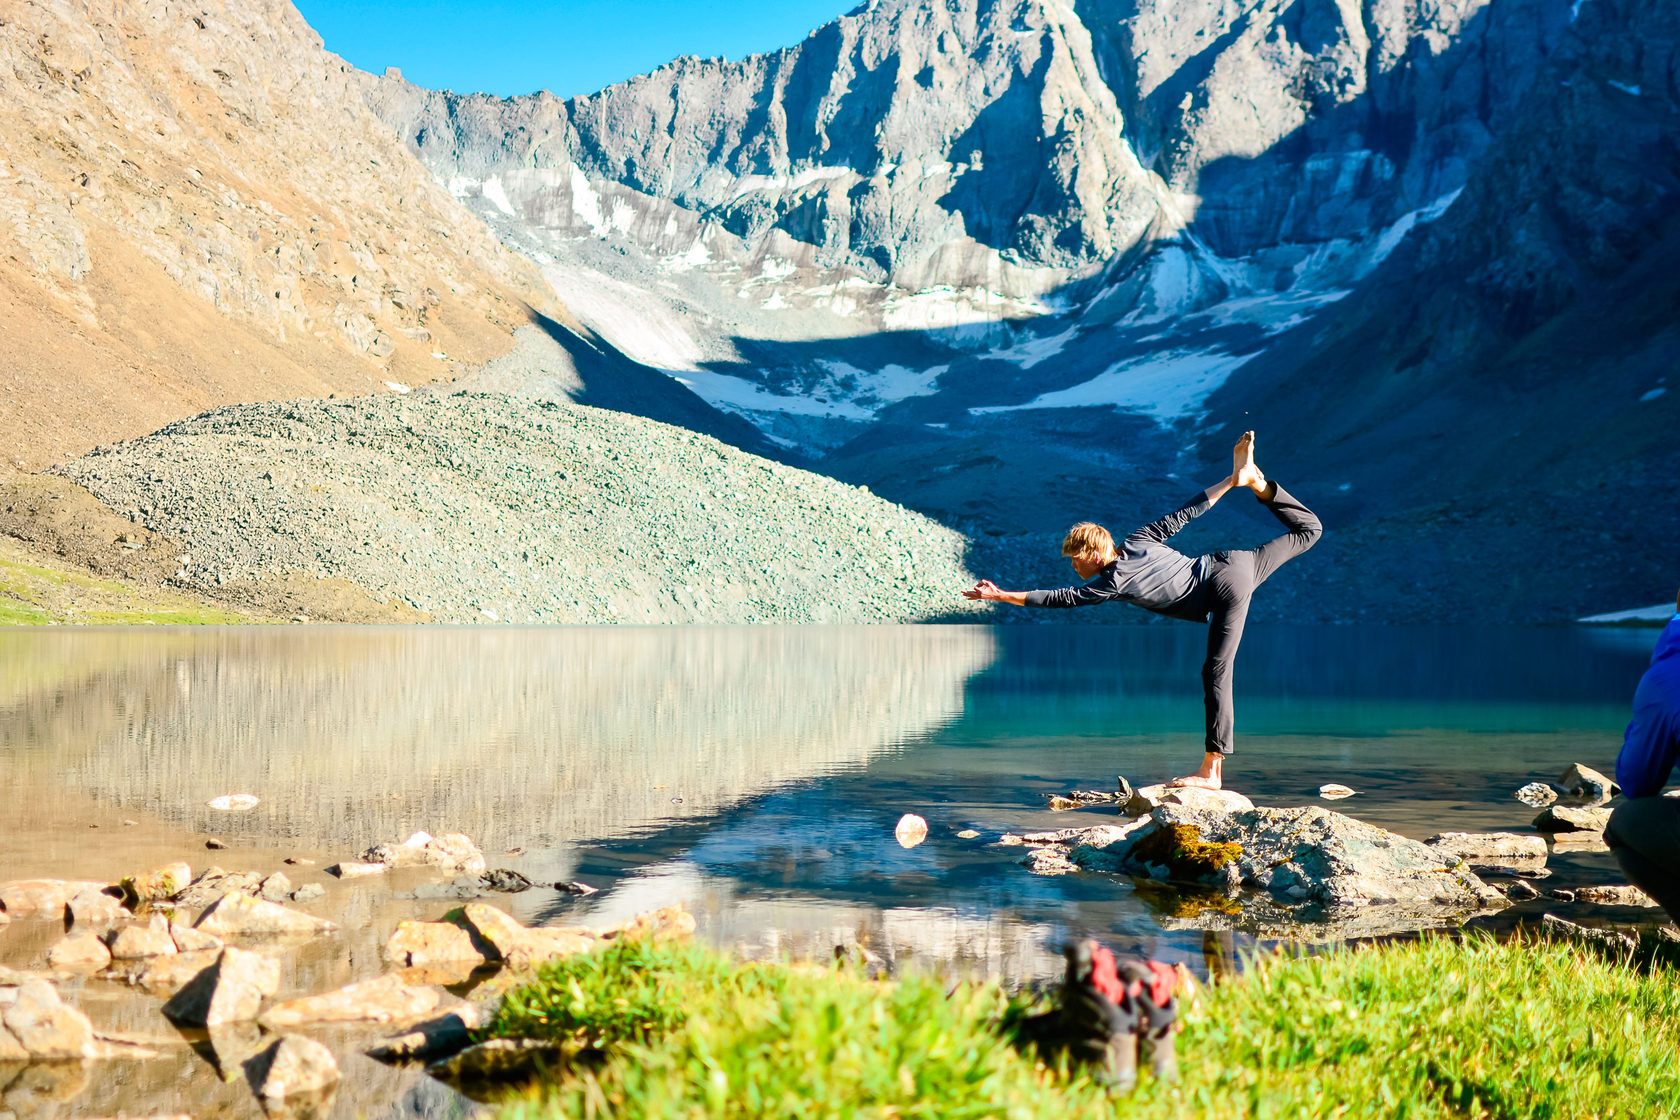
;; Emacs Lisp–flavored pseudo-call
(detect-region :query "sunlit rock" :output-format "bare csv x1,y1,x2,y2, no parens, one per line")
259,974,440,1029
161,947,281,1027
194,894,335,937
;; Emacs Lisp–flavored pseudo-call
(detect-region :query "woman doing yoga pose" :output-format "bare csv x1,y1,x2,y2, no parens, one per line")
963,432,1321,789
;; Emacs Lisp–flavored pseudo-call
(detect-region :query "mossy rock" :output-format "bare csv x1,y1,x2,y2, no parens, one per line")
1129,822,1242,879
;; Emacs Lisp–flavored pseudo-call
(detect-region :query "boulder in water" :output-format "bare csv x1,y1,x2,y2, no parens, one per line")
1533,805,1613,833
1557,763,1619,806
1019,804,1504,935
1425,831,1549,874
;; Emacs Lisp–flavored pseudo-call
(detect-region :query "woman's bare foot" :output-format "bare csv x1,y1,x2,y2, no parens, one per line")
1232,430,1265,492
1168,753,1224,789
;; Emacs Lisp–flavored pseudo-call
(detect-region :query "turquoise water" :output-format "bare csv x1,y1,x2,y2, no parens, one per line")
1,622,1659,979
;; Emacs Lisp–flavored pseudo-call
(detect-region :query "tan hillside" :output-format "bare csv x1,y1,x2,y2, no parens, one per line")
0,0,566,472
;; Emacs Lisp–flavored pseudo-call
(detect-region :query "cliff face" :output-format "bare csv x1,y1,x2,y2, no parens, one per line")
367,0,1570,315
359,0,1674,622
0,0,559,469
1201,0,1680,621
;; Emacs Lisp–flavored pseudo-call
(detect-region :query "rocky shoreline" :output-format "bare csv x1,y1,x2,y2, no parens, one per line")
2,761,1671,1117
0,828,702,1115
1006,764,1666,940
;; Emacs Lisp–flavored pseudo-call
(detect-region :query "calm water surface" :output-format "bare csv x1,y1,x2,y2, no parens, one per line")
0,623,1660,1117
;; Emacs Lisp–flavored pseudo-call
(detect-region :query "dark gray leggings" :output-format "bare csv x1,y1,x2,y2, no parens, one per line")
1606,797,1680,923
1201,485,1322,756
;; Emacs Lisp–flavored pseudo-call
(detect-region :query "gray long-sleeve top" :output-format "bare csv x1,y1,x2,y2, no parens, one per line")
1023,487,1218,622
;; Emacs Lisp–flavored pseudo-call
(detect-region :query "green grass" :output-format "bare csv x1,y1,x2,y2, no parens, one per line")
489,935,1680,1120
0,541,256,625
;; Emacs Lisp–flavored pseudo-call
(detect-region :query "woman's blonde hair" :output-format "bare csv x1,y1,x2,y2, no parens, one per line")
1061,521,1114,558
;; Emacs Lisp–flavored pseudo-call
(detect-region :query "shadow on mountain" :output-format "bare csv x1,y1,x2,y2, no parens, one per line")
563,0,1679,624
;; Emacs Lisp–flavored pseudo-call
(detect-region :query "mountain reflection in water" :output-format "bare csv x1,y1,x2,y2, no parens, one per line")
0,625,996,852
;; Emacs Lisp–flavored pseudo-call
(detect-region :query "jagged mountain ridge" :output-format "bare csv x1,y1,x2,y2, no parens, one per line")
362,0,1575,454
356,0,1677,622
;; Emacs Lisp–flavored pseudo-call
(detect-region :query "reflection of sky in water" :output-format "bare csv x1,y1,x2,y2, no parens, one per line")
1,622,1663,978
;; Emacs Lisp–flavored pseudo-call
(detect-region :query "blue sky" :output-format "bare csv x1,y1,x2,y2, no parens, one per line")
293,0,855,99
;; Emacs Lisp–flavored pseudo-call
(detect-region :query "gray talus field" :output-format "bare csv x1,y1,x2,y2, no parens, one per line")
55,393,980,625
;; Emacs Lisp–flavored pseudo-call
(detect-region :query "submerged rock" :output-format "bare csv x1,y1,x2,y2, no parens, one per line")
1502,880,1540,901
1515,782,1558,807
1533,805,1613,833
599,904,696,943
1047,789,1118,811
479,868,533,892
367,1008,479,1062
1540,913,1638,954
1021,847,1080,876
1573,884,1659,907
428,1038,572,1083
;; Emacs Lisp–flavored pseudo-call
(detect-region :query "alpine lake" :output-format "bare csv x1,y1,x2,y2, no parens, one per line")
0,622,1661,1118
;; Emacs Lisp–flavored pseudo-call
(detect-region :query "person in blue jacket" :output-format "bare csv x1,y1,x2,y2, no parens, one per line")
1606,590,1680,922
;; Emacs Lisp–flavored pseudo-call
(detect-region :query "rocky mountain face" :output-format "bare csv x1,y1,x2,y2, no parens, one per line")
1207,0,1680,620
355,0,1680,622
368,0,1569,318
0,0,538,470
0,0,755,474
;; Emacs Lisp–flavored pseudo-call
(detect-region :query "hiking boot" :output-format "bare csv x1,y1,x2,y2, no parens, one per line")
1118,958,1180,1084
1057,940,1138,1089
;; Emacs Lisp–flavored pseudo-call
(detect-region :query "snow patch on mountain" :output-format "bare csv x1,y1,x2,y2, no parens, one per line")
971,348,1257,421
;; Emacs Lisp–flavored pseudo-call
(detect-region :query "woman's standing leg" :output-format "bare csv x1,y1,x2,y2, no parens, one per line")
1173,561,1253,789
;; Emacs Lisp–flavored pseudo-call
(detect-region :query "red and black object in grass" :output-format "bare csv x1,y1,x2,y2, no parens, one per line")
1010,939,1179,1092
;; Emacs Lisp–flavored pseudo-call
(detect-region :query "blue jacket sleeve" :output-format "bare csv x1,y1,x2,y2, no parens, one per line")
1615,617,1680,798
1121,487,1218,550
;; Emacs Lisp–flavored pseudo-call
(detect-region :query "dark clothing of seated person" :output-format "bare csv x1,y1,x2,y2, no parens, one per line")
1607,599,1680,923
